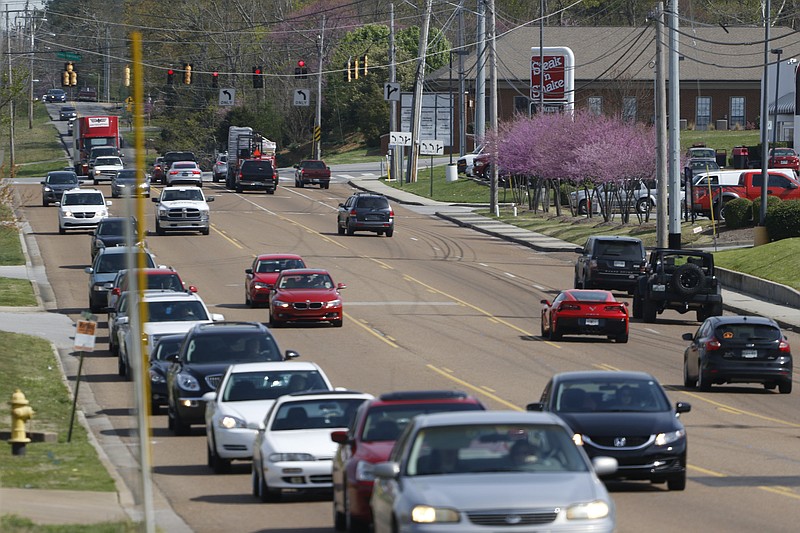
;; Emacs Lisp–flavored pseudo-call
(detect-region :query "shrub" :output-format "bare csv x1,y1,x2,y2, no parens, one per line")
724,198,753,229
765,200,800,241
751,195,782,222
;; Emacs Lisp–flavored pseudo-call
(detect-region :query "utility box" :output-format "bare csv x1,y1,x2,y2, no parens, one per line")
732,146,749,169
715,149,727,168
715,119,728,131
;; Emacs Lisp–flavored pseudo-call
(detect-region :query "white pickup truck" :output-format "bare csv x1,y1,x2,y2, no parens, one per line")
152,186,214,235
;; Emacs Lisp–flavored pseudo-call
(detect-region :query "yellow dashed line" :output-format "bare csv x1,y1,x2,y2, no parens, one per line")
344,312,398,348
426,364,522,411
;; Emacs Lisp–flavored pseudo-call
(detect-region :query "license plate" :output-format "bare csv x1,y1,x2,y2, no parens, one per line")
741,349,758,358
181,172,189,176
585,318,599,326
365,214,382,221
613,261,626,268
653,284,665,291
779,160,787,164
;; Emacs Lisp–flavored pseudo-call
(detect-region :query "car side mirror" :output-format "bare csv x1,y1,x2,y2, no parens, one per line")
681,333,694,341
152,197,159,203
338,203,344,208
116,316,129,326
201,391,216,402
211,313,225,321
206,197,215,202
331,430,349,444
187,285,198,293
284,350,300,360
106,201,112,206
245,268,253,275
40,181,45,185
675,401,691,414
525,402,544,411
84,266,94,274
337,283,347,290
167,353,180,363
540,299,550,306
574,247,583,254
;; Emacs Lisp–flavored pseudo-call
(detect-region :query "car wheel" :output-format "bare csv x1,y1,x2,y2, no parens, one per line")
201,227,210,236
577,199,588,215
615,333,628,343
209,434,231,474
259,474,281,503
252,465,260,498
778,380,793,394
155,221,165,236
642,299,657,323
385,228,394,237
117,354,126,377
42,199,48,207
333,495,346,531
333,319,343,328
171,411,191,436
235,185,243,193
540,312,547,338
59,226,66,235
337,223,345,236
323,182,330,189
548,319,561,341
697,366,711,392
269,313,283,328
683,358,694,388
667,471,687,491
672,263,705,296
632,296,643,319
636,197,653,214
346,222,355,236
377,230,384,236
345,489,368,533
93,178,98,185
267,188,275,195
245,292,252,307
296,180,303,188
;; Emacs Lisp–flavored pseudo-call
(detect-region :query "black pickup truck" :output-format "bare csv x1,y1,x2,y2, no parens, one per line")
633,249,723,323
235,159,278,194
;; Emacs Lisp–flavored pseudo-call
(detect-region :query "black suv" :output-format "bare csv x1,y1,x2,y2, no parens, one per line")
90,216,137,260
337,192,394,237
160,151,197,184
235,159,278,194
41,170,80,206
633,248,722,323
574,236,646,294
166,321,299,435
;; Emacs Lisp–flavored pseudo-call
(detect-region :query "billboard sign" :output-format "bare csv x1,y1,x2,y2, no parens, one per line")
530,46,575,107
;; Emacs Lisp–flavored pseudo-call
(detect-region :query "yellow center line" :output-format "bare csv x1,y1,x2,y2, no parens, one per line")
426,364,522,411
211,225,243,249
345,312,398,348
687,465,800,500
675,390,800,428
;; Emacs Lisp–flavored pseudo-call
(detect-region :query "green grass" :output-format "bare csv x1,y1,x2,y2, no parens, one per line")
385,168,495,203
714,239,800,290
0,278,37,306
680,129,762,156
0,212,24,266
1,515,139,533
0,331,117,492
1,102,68,179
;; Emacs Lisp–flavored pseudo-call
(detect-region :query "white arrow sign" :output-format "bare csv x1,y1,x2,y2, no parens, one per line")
294,89,310,106
219,88,235,106
384,82,401,101
420,140,444,156
389,131,412,147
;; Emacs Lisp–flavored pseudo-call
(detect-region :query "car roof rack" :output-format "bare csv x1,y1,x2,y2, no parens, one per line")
379,390,468,401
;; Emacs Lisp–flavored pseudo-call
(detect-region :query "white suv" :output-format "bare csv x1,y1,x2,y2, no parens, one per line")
116,290,224,380
57,188,111,234
152,186,214,235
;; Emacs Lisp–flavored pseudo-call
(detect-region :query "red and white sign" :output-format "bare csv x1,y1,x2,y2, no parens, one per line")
87,117,110,128
530,47,574,105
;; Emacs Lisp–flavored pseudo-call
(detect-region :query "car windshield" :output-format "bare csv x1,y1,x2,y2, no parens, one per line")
97,219,133,236
270,398,364,431
162,189,203,202
690,149,716,158
152,339,183,362
714,323,781,342
95,252,154,273
361,403,483,442
278,273,333,289
554,379,670,413
115,171,144,182
690,160,718,171
184,333,281,364
96,157,122,166
594,241,643,261
63,192,104,206
405,424,589,475
256,258,305,273
48,173,78,184
147,300,208,322
221,370,329,402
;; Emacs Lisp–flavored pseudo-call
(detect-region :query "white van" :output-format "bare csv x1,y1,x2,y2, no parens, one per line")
692,170,742,188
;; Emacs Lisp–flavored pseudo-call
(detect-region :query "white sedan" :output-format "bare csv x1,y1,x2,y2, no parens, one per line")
252,390,373,502
203,361,335,474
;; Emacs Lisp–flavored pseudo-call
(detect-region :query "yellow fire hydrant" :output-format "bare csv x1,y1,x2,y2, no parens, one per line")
9,389,34,456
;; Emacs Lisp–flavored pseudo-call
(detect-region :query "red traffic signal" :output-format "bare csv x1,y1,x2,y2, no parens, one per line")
167,69,174,85
295,60,308,79
211,71,219,88
297,60,305,68
252,66,263,88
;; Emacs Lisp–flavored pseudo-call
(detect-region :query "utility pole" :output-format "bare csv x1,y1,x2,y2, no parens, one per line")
6,6,16,174
474,0,486,144
655,3,668,248
314,15,325,160
488,0,498,213
756,0,772,240
667,0,681,249
405,0,433,184
457,3,466,155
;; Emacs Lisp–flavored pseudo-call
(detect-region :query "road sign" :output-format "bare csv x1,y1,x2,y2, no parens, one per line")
74,319,97,352
294,89,310,106
419,140,444,156
384,82,401,101
389,131,412,147
56,51,82,61
219,88,235,106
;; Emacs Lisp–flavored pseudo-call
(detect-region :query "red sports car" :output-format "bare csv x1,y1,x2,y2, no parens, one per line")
540,289,629,343
330,390,486,532
244,253,306,308
268,268,345,327
768,148,800,171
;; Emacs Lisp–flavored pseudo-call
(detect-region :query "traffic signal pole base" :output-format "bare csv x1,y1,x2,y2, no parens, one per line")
753,226,769,247
668,233,681,250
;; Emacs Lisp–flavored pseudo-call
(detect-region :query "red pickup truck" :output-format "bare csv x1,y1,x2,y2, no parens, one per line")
692,169,800,220
294,160,331,189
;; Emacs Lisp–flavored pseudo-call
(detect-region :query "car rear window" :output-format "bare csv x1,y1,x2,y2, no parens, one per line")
594,240,643,260
362,402,484,442
172,162,197,169
714,323,781,342
357,196,389,209
303,161,326,169
241,161,274,176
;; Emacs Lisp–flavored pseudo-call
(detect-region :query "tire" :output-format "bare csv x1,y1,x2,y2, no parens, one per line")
42,199,48,207
269,314,283,328
667,471,686,491
346,222,355,236
540,312,547,338
615,333,628,343
778,380,793,394
117,355,126,377
632,296,643,319
155,221,165,236
333,319,343,328
323,182,330,189
377,230,384,236
548,319,562,341
709,303,723,317
259,473,280,503
93,178,98,185
171,411,191,436
577,199,588,215
643,299,657,323
267,188,275,195
636,197,653,214
235,185,243,193
297,180,304,188
338,224,345,236
334,497,346,531
150,402,160,416
697,366,711,392
252,466,260,498
672,263,705,296
715,199,730,221
201,227,210,235
683,358,694,388
59,226,65,235
385,228,394,237
245,292,253,308
208,435,231,474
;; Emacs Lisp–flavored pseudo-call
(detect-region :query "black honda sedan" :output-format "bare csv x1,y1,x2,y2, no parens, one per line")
682,315,792,394
527,370,691,491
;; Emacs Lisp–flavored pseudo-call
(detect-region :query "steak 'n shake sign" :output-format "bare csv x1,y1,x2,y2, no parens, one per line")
530,46,575,111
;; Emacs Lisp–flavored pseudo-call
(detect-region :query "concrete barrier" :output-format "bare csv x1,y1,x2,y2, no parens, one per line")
716,267,800,308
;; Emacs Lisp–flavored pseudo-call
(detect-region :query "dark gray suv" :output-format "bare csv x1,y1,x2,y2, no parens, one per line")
574,236,646,294
337,192,394,237
41,171,80,206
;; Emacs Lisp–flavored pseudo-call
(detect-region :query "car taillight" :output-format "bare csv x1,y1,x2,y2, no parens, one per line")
389,208,394,216
349,209,357,216
588,259,598,270
779,338,791,352
604,304,626,313
560,303,580,311
169,170,177,175
704,337,721,351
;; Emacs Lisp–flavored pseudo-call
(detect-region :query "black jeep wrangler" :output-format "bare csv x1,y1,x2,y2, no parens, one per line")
633,249,723,323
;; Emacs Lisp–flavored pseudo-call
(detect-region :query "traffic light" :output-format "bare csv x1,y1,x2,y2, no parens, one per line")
295,60,308,79
62,62,74,87
124,65,131,87
70,70,77,86
344,59,351,82
167,68,174,85
252,66,263,88
183,63,192,85
361,55,368,77
211,71,219,88
353,57,359,80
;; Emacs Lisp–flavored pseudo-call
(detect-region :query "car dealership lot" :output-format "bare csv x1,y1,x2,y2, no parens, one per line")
10,177,800,532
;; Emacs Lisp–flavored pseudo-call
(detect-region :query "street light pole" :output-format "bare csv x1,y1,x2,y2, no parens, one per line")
771,48,783,153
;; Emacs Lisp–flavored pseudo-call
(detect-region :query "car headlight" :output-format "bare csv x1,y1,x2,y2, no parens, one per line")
219,415,247,429
64,210,74,217
176,372,200,391
253,282,269,289
44,186,52,192
654,429,685,446
355,460,375,482
92,283,108,292
566,500,610,520
149,369,166,384
99,209,108,217
158,207,168,216
272,299,290,308
268,453,315,462
410,505,460,524
324,299,341,308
